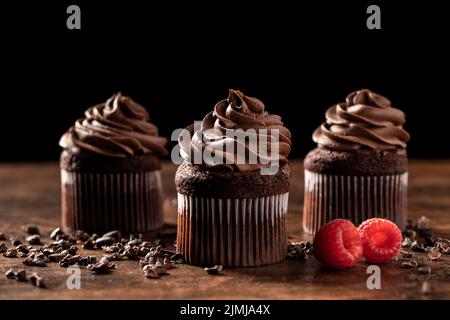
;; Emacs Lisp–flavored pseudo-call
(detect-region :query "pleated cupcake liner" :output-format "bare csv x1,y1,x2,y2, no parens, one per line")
61,170,163,235
303,170,408,235
176,192,289,267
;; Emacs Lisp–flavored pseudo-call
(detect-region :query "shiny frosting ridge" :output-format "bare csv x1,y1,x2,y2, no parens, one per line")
60,93,168,157
313,89,410,151
179,89,291,172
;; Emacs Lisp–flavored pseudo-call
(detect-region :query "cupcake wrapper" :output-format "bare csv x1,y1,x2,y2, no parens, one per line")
61,170,163,234
303,170,408,234
176,193,289,267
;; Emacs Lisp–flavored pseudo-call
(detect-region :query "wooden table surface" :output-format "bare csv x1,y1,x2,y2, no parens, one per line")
0,160,449,300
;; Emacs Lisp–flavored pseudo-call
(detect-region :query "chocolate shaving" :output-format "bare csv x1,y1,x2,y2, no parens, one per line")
204,265,223,275
29,273,45,288
418,266,432,274
400,260,418,268
427,250,442,261
3,248,17,258
87,261,116,274
411,241,426,252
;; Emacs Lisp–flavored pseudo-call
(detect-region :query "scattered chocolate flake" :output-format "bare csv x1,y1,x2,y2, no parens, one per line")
403,229,416,239
25,225,40,235
87,261,116,274
49,227,64,240
16,244,30,255
139,258,149,268
143,265,159,278
163,257,176,269
97,256,109,263
48,252,67,262
95,236,116,248
287,241,309,261
52,239,71,250
401,237,412,248
427,251,442,261
435,239,450,254
103,244,121,253
398,250,413,259
204,265,223,275
10,237,22,246
154,259,168,275
78,256,97,266
25,234,42,245
15,269,28,282
0,242,8,253
23,256,47,267
400,260,418,268
418,265,432,274
104,253,125,262
42,248,55,257
5,269,28,282
71,230,90,242
55,233,70,241
421,281,432,295
138,246,151,256
0,233,6,241
144,247,166,260
22,251,48,267
127,239,142,247
59,254,81,268
82,239,95,250
123,246,140,260
424,235,440,247
29,273,45,288
139,241,152,248
140,256,157,267
170,252,184,263
67,245,78,255
411,241,426,252
3,248,18,258
5,268,16,279
102,230,122,241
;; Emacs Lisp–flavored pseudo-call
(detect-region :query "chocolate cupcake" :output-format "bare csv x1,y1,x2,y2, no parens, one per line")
175,89,292,267
303,89,410,234
59,93,168,235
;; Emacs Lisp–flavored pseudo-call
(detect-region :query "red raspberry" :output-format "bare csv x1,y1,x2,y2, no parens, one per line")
358,218,402,264
313,219,363,268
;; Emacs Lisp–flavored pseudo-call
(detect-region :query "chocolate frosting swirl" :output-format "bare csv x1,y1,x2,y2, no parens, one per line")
60,93,168,157
179,89,291,171
313,89,410,151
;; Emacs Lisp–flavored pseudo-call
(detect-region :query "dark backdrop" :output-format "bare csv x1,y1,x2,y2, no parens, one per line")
2,1,449,161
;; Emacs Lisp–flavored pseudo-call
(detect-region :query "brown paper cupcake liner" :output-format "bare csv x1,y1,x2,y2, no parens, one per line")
176,193,289,267
303,170,408,234
61,170,163,235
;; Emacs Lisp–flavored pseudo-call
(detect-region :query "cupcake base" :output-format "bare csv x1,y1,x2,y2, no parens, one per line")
177,193,289,267
303,170,408,234
61,169,163,235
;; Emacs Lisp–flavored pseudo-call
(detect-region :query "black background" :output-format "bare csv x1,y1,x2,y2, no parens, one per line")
2,1,449,161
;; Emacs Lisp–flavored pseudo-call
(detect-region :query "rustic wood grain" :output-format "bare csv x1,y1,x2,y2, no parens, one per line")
0,160,449,300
